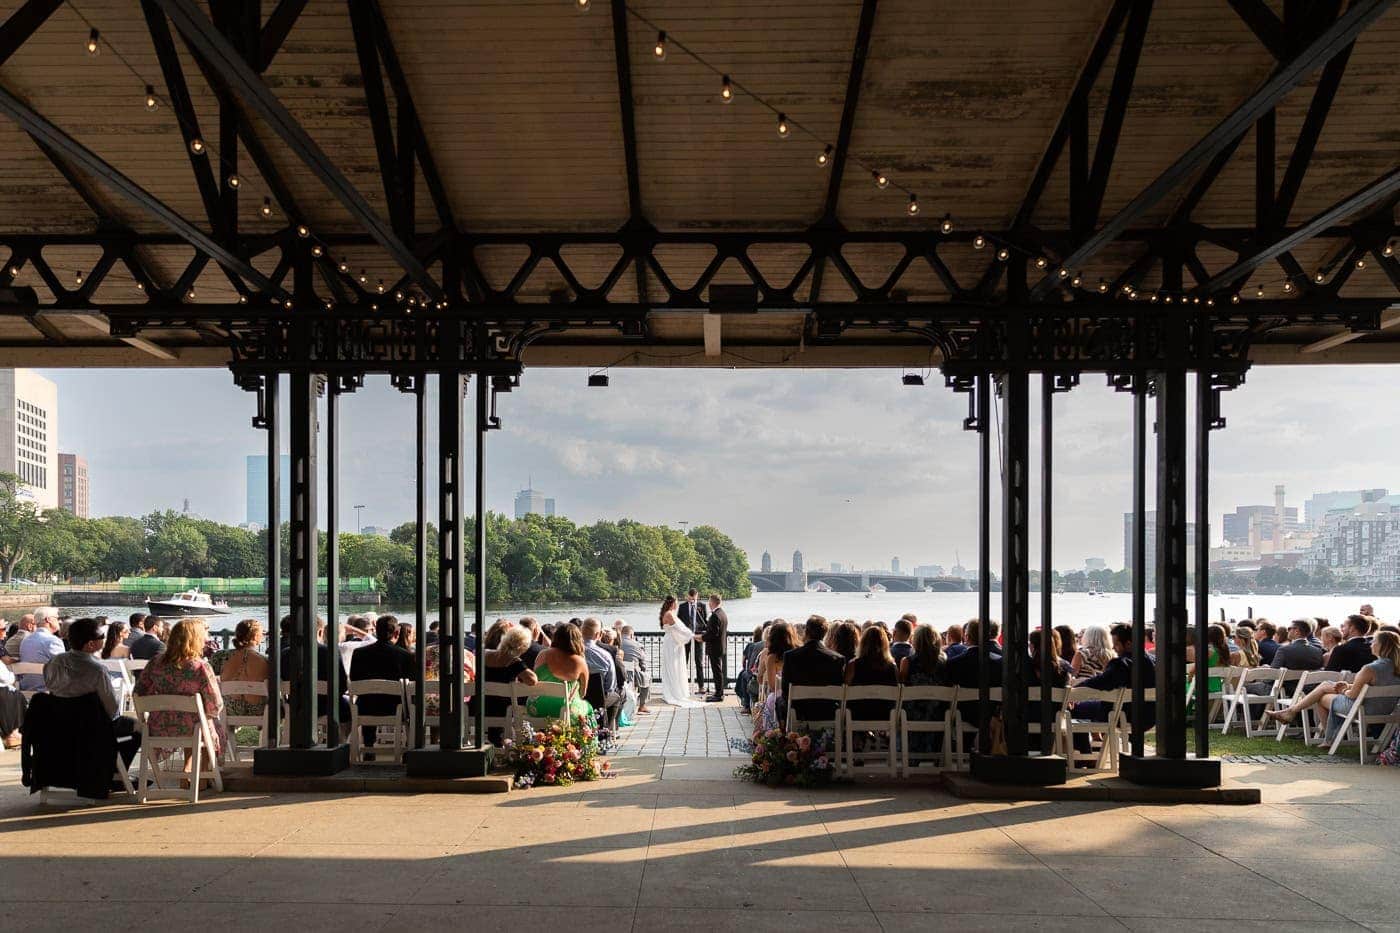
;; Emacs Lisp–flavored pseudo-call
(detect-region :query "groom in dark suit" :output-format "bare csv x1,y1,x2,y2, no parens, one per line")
678,588,708,695
704,594,729,702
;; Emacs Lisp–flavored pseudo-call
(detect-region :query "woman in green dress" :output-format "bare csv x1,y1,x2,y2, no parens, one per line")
526,621,595,725
1187,623,1235,698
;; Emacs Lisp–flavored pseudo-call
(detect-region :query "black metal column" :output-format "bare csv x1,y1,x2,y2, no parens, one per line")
255,371,348,775
976,374,991,751
414,377,428,748
1000,369,1030,757
405,371,490,776
1194,368,1212,760
324,378,341,744
265,375,281,747
1039,373,1055,755
1130,381,1148,759
472,372,489,751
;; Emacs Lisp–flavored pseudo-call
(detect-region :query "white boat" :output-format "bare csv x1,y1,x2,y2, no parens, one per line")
146,588,232,616
1087,587,1099,597
1282,589,1293,597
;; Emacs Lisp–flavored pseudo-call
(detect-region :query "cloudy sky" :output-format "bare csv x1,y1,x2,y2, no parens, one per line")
47,363,1393,574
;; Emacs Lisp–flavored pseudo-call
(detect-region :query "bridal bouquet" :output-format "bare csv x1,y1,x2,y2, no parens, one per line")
733,728,837,788
503,718,610,788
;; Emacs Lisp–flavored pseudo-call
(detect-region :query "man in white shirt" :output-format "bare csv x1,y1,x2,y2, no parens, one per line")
43,617,142,773
580,618,621,728
17,609,64,692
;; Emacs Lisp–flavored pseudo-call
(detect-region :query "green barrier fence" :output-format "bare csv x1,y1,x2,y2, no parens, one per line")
116,576,379,595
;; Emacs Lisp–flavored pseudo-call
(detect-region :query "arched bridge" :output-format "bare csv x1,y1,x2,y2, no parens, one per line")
749,571,970,593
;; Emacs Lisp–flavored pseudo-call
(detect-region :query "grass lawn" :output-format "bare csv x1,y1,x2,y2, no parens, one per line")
1143,729,1338,758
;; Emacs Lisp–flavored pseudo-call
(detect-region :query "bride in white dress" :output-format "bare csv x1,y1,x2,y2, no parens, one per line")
658,595,704,708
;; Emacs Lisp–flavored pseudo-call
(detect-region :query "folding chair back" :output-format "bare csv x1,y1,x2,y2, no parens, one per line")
951,686,1003,768
1222,667,1284,736
10,663,44,701
99,659,135,710
1063,687,1125,770
784,685,845,772
216,679,270,763
133,694,223,803
124,659,148,674
1274,669,1341,744
466,681,516,747
1328,684,1400,763
1026,686,1067,754
898,685,957,773
842,685,900,775
348,679,409,763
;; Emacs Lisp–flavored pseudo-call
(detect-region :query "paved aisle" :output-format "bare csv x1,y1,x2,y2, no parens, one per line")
611,696,754,758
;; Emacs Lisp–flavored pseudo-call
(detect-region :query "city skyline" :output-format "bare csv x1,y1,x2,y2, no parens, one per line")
41,365,1400,572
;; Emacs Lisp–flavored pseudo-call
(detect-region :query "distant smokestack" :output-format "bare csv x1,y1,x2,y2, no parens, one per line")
1274,485,1286,551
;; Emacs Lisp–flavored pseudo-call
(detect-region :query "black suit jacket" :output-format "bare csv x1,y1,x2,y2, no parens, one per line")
350,640,414,715
703,607,728,650
1327,636,1376,673
128,633,165,661
1080,653,1157,730
678,600,708,638
780,641,846,721
946,644,1004,689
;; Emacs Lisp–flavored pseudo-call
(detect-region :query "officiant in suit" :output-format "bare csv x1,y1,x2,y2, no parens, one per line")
704,594,729,702
678,588,708,695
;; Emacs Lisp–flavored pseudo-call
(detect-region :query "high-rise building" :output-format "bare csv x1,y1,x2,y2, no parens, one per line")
792,549,804,573
1084,557,1106,571
1122,512,1197,581
514,483,555,519
830,562,843,573
760,550,772,573
891,557,901,574
58,453,88,518
1304,489,1391,527
913,564,944,578
246,455,292,526
0,370,57,511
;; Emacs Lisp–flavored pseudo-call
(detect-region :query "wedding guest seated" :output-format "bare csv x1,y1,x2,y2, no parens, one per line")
423,629,475,720
128,615,167,661
520,617,547,668
619,624,650,713
4,613,35,660
100,621,130,661
1327,615,1377,673
947,619,1003,738
123,613,147,648
735,625,764,714
426,620,440,646
0,659,21,748
349,615,414,749
474,624,538,745
844,625,898,725
1255,620,1280,665
1270,618,1323,672
1029,628,1070,728
216,619,269,720
1073,623,1155,728
943,624,967,660
395,623,415,653
1268,630,1400,742
43,617,141,777
526,622,594,724
17,610,64,693
134,618,225,770
1235,626,1262,668
826,621,860,662
1070,625,1114,681
279,616,350,726
899,623,949,754
1319,625,1342,665
598,629,629,706
777,616,843,729
757,620,800,731
1054,625,1078,669
580,618,622,729
890,618,914,663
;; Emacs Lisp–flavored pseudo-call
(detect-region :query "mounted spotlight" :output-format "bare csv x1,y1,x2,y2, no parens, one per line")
587,372,609,388
902,373,924,386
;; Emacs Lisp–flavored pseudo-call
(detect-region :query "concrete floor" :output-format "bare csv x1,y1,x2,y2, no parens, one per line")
3,751,1399,932
611,696,752,758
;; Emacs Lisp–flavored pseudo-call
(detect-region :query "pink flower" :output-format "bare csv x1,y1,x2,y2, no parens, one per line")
785,750,798,763
816,756,829,769
798,736,811,751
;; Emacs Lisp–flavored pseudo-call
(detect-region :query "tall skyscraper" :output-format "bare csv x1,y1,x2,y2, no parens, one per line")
760,550,772,573
0,370,58,510
514,482,556,519
792,549,804,573
891,557,901,574
58,453,88,518
246,454,292,527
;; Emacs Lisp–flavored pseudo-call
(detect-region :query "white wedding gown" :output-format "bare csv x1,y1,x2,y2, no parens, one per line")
659,613,704,708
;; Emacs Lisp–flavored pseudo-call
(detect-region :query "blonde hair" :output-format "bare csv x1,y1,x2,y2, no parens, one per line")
160,617,208,667
497,624,531,662
1373,630,1400,672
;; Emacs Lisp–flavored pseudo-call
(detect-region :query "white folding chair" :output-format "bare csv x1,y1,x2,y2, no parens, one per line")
10,662,45,701
784,685,846,773
1061,687,1124,770
897,685,957,774
1185,666,1239,730
98,659,135,712
1026,686,1068,755
216,679,270,763
464,681,516,748
1326,684,1400,763
1274,669,1347,744
124,659,148,674
951,687,1002,768
511,680,567,732
348,679,410,763
133,694,223,803
842,686,900,776
1107,687,1156,764
1222,668,1284,736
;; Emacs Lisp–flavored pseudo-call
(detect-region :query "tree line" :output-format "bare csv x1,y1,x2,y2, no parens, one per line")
0,473,751,605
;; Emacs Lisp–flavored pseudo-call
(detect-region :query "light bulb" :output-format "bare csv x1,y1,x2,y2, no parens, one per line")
338,261,349,273
226,174,240,189
575,0,590,10
1192,296,1201,304
395,290,404,301
296,224,309,238
906,194,919,216
1256,285,1265,297
972,234,985,250
1231,294,1240,304
817,145,832,167
1149,293,1159,303
776,113,789,138
186,288,196,300
376,279,385,293
1035,256,1047,270
1385,243,1395,257
1097,279,1108,293
1315,271,1325,283
1164,294,1173,304
86,29,99,56
1356,258,1367,270
996,247,1009,261
284,299,293,310
872,170,888,189
939,215,953,235
189,137,206,155
144,85,159,111
1070,273,1082,287
311,244,323,257
238,294,247,304
74,270,84,286
359,270,368,284
653,31,666,60
1282,280,1294,293
135,281,145,292
1206,297,1215,306
260,197,272,217
720,75,734,103
1057,267,1069,279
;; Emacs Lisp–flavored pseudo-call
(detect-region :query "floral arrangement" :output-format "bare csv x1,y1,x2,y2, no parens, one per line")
733,728,837,787
503,717,610,788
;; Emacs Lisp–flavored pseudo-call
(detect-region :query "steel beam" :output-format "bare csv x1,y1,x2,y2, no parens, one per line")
1152,366,1189,759
1130,379,1147,757
259,0,308,71
1228,0,1291,60
414,376,428,747
154,0,443,300
976,374,991,751
1083,0,1153,232
1194,367,1211,760
325,377,342,743
1029,0,1395,300
266,375,282,747
472,372,489,750
348,0,407,236
0,0,62,66
438,372,466,750
1039,372,1055,754
286,370,319,750
1000,369,1031,757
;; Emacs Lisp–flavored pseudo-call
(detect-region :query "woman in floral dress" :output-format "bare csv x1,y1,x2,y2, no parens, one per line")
135,617,226,761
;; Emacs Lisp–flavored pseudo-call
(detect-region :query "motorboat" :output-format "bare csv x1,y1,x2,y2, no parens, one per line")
146,588,232,616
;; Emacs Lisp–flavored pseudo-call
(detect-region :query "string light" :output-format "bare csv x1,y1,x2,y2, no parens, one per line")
74,270,84,286
185,287,196,300
338,261,349,273
1149,293,1159,303
720,75,733,104
86,28,100,56
1035,256,1048,270
238,294,248,304
359,270,368,284
817,145,832,167
1206,297,1215,306
296,224,310,238
226,174,240,189
376,279,385,293
189,137,206,155
575,0,590,10
284,298,293,310
1255,284,1265,297
135,281,144,292
1070,273,1082,287
1057,267,1070,279
1385,242,1395,258
652,31,667,60
144,85,158,111
872,170,888,189
1315,271,1326,283
1097,279,1109,293
1356,257,1367,270
906,193,919,216
940,215,953,235
260,197,273,218
776,113,789,138
972,234,985,250
1282,280,1294,293
311,244,323,257
1231,294,1240,304
996,247,1009,261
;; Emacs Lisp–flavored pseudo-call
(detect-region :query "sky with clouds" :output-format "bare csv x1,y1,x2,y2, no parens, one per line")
45,363,1397,575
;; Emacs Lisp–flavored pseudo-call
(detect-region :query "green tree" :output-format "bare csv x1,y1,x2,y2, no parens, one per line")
89,516,148,579
196,521,262,577
687,525,751,598
148,521,209,576
0,472,42,582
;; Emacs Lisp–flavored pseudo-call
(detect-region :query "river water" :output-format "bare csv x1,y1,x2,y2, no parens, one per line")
59,590,1390,635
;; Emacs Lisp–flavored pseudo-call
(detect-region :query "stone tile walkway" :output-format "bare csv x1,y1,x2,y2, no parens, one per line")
611,696,754,758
